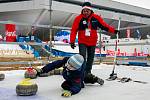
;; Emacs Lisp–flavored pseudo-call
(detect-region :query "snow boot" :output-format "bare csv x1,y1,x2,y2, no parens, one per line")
97,77,104,85
84,73,104,85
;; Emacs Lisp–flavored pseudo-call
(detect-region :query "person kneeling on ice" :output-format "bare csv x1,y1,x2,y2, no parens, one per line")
33,54,104,97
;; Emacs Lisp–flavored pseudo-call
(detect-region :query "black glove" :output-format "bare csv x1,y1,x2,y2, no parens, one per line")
70,43,76,49
115,30,120,34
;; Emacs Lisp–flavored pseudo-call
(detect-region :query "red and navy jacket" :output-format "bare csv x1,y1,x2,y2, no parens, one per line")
70,13,116,46
41,57,82,95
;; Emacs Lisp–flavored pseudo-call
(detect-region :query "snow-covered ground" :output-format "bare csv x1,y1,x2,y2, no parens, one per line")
0,64,150,100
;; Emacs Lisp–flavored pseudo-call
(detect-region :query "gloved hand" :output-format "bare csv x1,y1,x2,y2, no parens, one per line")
70,43,76,49
61,90,72,97
115,30,120,34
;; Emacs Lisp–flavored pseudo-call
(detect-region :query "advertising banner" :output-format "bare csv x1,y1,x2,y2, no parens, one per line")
5,24,16,42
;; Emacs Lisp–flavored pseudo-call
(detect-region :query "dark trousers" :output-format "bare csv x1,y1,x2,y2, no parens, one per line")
79,44,96,74
61,81,72,90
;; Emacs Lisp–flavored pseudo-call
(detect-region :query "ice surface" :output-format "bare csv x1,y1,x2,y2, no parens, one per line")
0,64,150,100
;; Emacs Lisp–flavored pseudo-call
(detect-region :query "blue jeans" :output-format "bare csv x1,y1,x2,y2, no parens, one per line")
79,44,96,74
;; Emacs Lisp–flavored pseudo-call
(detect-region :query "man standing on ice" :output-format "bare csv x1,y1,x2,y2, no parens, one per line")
70,1,119,84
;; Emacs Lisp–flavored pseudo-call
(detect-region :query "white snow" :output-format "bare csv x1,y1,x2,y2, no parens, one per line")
0,64,150,100
0,44,22,50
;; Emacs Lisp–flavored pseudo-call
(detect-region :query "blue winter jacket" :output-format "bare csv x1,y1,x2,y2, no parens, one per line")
41,57,83,95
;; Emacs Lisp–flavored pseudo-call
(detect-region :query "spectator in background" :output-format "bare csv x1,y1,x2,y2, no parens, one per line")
0,34,3,41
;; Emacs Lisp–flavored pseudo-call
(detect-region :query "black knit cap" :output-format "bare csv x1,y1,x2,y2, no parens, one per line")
82,2,92,7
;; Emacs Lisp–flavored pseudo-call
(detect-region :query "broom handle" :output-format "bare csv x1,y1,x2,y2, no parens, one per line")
112,17,121,73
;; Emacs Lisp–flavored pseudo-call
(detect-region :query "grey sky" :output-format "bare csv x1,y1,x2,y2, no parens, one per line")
112,0,150,9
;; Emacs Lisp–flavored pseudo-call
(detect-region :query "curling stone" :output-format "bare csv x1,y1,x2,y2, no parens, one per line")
0,73,5,81
16,78,38,96
24,68,37,79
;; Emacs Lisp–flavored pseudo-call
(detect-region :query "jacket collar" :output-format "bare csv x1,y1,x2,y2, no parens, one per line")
81,12,93,19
